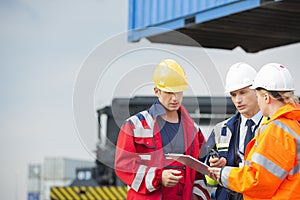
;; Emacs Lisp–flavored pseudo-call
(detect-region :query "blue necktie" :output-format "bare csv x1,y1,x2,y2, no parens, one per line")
244,119,255,152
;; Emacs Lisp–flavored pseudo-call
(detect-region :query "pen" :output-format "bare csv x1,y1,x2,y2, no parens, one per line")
209,149,220,159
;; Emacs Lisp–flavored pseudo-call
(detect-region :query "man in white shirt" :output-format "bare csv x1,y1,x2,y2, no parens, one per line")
206,62,263,200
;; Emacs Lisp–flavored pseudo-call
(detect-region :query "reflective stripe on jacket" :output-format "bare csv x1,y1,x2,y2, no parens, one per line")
221,104,300,199
205,113,239,166
115,101,210,200
204,118,232,187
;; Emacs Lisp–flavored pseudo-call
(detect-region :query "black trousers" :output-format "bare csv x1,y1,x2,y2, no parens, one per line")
227,190,243,200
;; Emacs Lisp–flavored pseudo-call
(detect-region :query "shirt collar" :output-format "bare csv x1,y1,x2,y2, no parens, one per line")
241,111,263,127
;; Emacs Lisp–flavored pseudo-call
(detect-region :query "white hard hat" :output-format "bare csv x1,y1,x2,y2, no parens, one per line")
250,63,294,91
225,62,257,93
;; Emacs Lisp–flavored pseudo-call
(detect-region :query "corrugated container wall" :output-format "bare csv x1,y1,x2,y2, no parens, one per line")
129,0,238,28
128,0,258,42
27,164,42,200
43,157,95,180
41,157,95,200
28,164,42,192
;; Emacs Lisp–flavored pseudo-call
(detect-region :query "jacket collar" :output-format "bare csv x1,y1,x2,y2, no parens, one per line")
148,99,183,119
225,112,240,134
270,103,300,122
148,100,166,119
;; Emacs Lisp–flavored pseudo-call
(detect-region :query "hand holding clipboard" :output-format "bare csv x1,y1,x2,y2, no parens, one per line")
165,153,211,175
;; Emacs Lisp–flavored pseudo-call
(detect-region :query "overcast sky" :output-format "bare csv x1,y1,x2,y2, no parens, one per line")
1,0,299,199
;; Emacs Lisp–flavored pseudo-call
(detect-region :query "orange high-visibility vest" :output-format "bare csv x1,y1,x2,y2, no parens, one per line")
221,104,300,199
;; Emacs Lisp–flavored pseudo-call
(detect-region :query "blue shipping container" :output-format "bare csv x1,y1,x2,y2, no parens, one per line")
128,0,261,42
127,0,300,53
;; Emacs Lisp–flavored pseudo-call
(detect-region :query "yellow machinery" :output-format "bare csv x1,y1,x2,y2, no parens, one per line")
50,186,127,200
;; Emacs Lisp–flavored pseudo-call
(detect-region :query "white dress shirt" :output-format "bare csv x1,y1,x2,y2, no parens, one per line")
238,111,263,166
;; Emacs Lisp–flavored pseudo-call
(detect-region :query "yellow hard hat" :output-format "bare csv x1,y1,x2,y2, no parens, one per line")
152,59,188,92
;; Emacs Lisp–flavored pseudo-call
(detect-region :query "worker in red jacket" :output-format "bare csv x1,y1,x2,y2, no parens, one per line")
115,59,210,200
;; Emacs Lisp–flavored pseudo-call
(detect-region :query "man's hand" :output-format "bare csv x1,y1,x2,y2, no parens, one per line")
162,169,182,187
209,156,227,167
208,167,222,184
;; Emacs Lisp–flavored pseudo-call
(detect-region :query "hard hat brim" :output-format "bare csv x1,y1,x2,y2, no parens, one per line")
225,84,253,93
157,85,188,93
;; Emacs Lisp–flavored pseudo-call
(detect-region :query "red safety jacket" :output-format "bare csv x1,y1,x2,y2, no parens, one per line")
115,101,210,200
221,104,300,199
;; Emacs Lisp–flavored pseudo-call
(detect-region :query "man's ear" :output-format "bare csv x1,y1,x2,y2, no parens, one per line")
154,87,159,96
264,93,270,104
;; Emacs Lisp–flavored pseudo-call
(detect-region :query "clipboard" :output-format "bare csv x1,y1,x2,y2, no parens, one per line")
165,153,211,175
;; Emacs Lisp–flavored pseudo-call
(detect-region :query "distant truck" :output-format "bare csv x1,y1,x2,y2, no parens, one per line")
50,96,235,199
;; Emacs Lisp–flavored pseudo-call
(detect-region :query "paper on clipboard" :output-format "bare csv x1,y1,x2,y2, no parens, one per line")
166,153,211,175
